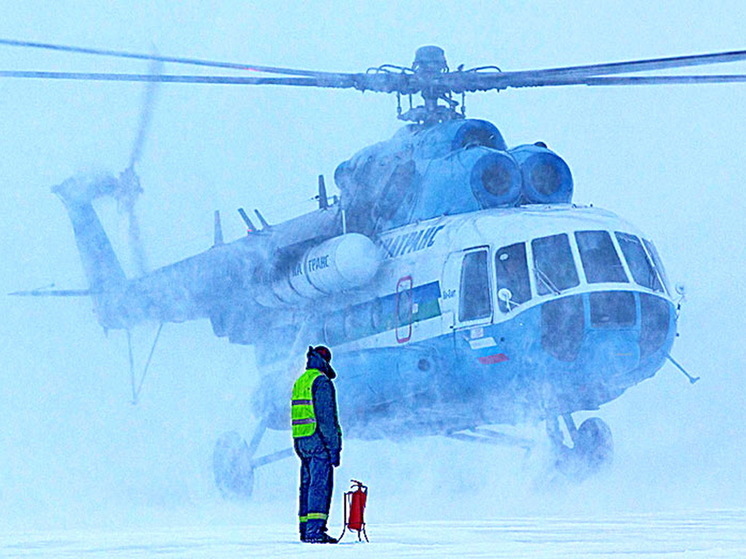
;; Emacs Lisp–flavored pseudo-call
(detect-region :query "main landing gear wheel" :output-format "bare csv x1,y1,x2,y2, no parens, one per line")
575,417,613,470
213,431,254,499
213,424,295,499
549,415,613,480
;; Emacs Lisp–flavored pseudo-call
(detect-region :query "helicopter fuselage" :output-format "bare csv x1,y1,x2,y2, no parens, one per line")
255,204,676,440
10,39,745,493
42,115,677,448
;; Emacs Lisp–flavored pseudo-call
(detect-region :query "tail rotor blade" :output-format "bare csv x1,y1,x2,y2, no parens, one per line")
116,166,147,275
130,57,162,168
122,54,160,276
127,205,148,276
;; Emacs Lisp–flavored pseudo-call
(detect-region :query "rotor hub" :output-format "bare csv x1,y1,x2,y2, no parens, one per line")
413,46,448,75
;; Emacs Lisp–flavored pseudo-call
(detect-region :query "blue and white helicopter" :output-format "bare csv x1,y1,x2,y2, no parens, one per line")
7,41,745,495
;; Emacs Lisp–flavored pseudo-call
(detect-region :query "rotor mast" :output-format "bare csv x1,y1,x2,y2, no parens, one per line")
400,45,462,124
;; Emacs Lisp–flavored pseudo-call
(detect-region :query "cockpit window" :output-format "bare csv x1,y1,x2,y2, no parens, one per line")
615,232,664,292
575,231,628,284
495,243,531,312
459,249,492,322
642,238,669,294
531,234,579,295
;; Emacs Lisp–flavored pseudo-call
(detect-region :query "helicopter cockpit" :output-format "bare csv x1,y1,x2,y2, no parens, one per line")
458,221,673,365
490,229,668,316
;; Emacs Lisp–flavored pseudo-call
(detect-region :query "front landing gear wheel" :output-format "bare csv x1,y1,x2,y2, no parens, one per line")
549,415,613,480
213,431,254,499
575,417,613,472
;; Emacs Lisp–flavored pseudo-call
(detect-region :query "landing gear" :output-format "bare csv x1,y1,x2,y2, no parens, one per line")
212,421,294,499
575,417,613,469
213,431,254,499
547,414,613,480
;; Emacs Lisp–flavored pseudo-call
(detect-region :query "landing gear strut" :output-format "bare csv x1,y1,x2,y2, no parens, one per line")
213,431,254,498
547,414,613,480
213,420,294,499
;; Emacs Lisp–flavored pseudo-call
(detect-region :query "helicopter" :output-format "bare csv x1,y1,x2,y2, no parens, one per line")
6,39,746,496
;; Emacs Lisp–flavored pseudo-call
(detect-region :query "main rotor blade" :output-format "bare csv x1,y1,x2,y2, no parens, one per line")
4,39,746,96
0,70,364,87
495,49,746,83
9,288,93,297
452,73,746,91
513,74,746,87
0,37,341,78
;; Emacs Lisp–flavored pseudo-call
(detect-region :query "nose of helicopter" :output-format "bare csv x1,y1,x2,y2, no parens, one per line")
541,290,673,355
536,290,676,404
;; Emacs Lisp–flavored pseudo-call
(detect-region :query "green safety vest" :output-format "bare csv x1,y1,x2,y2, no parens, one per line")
291,368,324,438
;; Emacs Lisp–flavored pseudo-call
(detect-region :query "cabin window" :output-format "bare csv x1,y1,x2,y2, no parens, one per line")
371,297,386,332
615,232,663,292
495,242,531,312
643,238,670,294
575,231,628,284
531,234,579,295
590,291,636,328
640,293,671,358
541,295,584,361
459,250,492,322
397,280,414,328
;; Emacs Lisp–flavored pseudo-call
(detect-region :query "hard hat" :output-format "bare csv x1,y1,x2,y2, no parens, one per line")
314,345,332,362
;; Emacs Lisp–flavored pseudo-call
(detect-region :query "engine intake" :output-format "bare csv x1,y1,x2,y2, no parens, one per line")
510,144,573,204
469,150,522,208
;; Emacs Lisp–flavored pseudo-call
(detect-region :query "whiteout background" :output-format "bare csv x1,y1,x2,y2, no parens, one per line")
0,1,744,555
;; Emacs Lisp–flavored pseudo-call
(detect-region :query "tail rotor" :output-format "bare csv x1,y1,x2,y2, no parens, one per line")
115,57,162,276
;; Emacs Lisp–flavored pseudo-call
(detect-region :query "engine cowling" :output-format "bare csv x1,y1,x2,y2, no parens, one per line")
409,147,522,221
413,118,507,159
509,144,573,204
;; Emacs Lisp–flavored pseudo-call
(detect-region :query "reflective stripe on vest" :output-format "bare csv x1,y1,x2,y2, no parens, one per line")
291,368,323,438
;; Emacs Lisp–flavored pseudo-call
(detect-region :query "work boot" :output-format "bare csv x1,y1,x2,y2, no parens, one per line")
306,532,338,544
304,519,338,544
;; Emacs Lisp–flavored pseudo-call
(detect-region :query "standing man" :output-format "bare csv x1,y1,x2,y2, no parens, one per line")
291,345,342,544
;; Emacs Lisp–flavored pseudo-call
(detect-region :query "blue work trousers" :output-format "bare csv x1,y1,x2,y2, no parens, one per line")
297,447,334,538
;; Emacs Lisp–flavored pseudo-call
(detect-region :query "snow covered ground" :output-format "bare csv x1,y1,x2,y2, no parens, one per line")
2,510,744,558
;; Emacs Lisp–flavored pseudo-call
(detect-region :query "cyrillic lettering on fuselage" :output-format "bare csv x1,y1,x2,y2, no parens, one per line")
380,225,445,259
308,255,330,272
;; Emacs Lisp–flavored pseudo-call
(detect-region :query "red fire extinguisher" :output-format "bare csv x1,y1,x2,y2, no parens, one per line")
339,479,369,542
